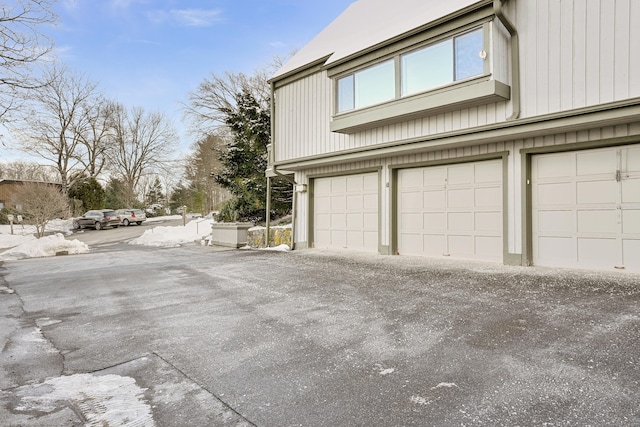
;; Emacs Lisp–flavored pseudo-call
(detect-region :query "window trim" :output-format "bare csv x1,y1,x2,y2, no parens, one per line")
334,23,491,115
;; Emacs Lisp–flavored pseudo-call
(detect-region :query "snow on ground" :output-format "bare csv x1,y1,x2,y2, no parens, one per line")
13,373,155,426
0,219,87,261
0,234,89,261
129,218,214,248
0,216,206,260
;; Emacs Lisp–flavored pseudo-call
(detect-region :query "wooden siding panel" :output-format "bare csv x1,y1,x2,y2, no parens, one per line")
559,0,574,111
615,0,631,100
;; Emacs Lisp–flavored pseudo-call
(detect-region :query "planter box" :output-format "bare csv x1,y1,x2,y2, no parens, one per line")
210,222,253,248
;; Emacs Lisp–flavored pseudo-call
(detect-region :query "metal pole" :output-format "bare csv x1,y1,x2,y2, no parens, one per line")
265,176,271,248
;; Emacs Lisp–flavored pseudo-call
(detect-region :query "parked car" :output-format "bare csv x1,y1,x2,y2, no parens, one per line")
115,208,147,226
73,210,120,230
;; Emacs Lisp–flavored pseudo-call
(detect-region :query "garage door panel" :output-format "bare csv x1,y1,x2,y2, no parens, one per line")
424,235,446,256
424,213,446,230
363,173,378,190
400,234,422,254
346,194,363,210
363,212,377,229
536,154,574,179
315,196,331,213
577,180,617,204
448,235,474,256
363,193,377,209
475,162,502,183
363,231,378,249
576,150,617,176
448,212,473,231
622,210,640,234
401,191,422,210
476,236,502,260
423,168,447,186
447,164,474,185
346,175,364,191
621,178,640,203
475,211,502,232
537,237,576,264
398,159,503,262
623,240,640,272
447,188,473,208
424,190,446,208
316,213,331,229
577,210,618,234
401,213,422,231
537,210,575,233
346,213,362,229
331,178,346,192
331,230,347,247
475,186,501,207
313,173,379,252
577,238,618,266
331,196,346,211
537,182,575,206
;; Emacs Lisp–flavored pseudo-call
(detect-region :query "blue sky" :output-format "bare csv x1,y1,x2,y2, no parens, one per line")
43,0,353,156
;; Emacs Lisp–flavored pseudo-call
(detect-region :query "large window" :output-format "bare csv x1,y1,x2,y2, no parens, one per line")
337,60,395,112
337,27,485,113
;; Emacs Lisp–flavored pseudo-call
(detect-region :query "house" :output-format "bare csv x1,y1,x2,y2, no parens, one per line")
266,0,640,273
0,179,62,211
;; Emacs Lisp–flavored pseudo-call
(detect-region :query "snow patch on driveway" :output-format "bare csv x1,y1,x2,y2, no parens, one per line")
13,373,155,426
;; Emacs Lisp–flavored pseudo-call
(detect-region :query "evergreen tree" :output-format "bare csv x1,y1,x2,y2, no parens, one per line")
145,177,164,206
68,176,105,213
104,177,128,208
214,90,291,222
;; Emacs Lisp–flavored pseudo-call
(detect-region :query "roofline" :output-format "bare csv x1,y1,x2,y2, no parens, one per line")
270,0,492,85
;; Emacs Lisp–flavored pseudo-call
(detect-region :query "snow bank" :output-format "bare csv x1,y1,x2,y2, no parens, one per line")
130,219,214,247
0,233,88,261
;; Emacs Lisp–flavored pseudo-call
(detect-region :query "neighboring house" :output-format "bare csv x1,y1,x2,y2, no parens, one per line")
266,0,640,273
0,179,61,211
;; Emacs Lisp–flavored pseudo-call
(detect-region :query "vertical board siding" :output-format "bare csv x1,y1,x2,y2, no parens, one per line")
517,0,640,117
275,1,640,164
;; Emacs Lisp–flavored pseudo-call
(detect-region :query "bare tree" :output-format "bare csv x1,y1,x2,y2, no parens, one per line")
0,160,58,181
75,98,116,178
11,181,68,238
108,104,176,207
183,57,286,137
0,0,57,122
8,64,107,193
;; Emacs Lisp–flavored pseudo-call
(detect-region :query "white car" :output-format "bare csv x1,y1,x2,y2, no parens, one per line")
115,209,147,226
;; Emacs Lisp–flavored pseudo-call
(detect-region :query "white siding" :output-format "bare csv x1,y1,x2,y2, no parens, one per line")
274,1,640,164
516,0,640,117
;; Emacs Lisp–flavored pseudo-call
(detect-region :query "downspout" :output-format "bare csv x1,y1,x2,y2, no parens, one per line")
267,80,298,249
494,0,520,120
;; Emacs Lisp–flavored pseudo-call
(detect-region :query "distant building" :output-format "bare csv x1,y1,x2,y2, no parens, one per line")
267,0,640,272
0,179,62,210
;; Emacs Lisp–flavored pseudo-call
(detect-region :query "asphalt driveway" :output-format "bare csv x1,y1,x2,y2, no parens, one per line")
1,245,639,426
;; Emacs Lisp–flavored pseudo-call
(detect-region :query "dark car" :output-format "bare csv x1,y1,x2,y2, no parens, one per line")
73,209,120,230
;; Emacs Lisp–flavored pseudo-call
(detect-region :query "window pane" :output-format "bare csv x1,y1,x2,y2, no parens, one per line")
337,75,354,112
354,60,395,109
455,28,484,80
401,39,453,96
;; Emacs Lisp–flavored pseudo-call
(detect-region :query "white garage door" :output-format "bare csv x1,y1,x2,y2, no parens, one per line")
398,160,503,261
313,173,378,252
532,145,640,272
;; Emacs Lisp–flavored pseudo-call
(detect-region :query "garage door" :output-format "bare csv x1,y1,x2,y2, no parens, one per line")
313,173,378,252
532,145,640,272
397,160,503,261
